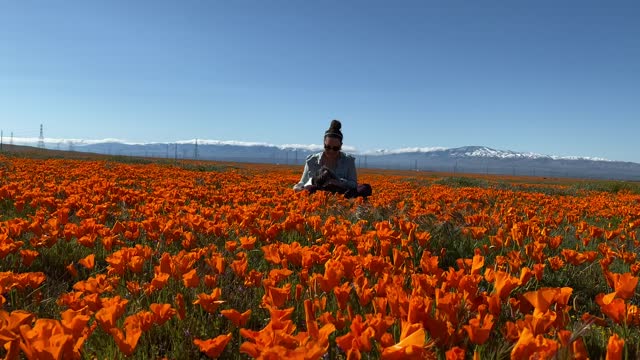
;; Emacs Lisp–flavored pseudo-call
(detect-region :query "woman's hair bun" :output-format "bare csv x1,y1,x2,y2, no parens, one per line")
325,119,344,141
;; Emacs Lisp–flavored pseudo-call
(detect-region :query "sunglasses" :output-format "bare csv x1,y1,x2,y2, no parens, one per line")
324,145,341,151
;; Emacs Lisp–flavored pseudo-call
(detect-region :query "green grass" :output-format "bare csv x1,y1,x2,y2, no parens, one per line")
435,176,490,189
571,180,640,195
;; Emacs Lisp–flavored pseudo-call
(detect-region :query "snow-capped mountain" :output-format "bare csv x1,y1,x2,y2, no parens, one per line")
363,146,610,162
356,146,639,180
6,138,640,180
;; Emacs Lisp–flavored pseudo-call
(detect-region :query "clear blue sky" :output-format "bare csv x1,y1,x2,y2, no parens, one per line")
1,1,639,162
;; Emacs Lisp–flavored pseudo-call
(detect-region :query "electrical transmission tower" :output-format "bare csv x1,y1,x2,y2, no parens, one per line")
10,132,13,145
38,124,45,148
194,139,199,160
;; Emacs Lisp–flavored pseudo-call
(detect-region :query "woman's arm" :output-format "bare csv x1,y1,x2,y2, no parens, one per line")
293,161,311,191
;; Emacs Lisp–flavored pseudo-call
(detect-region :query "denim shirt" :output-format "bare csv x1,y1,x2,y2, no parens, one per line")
293,151,358,191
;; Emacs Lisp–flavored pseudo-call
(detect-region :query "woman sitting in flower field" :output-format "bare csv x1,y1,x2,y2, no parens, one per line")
293,119,372,198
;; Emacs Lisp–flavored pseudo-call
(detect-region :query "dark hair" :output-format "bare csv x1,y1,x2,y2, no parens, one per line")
324,119,343,142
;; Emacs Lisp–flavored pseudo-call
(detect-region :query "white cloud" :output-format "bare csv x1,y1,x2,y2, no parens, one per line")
12,137,144,145
360,147,448,155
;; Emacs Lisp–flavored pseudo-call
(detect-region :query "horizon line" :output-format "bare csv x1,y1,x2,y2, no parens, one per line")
3,136,616,163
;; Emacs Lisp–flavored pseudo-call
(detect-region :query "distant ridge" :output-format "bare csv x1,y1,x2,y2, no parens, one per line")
363,145,611,162
4,139,640,181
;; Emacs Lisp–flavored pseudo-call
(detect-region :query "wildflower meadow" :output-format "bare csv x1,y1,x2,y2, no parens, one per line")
1,152,640,359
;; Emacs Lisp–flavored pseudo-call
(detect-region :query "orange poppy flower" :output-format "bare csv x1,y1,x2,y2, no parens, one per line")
492,271,520,300
605,229,621,241
221,308,252,327
181,231,196,249
596,294,627,324
127,255,145,273
96,296,129,331
467,226,488,240
78,254,95,270
470,253,485,275
261,244,282,265
333,282,352,310
533,263,545,281
109,315,143,356
239,236,257,250
194,288,225,314
547,256,565,271
558,329,589,360
355,279,375,307
304,299,319,339
381,327,430,360
318,259,345,293
264,284,292,308
101,235,121,252
302,323,337,359
150,303,177,325
511,327,559,359
151,272,170,290
0,309,34,358
19,249,40,267
415,231,432,247
60,307,91,337
603,272,638,304
522,288,560,313
182,268,200,289
606,333,624,360
335,315,376,359
18,318,76,360
295,283,304,301
231,252,248,277
105,252,126,276
445,346,466,360
130,311,151,334
194,333,232,359
66,263,78,278
364,313,395,343
225,240,239,252
126,281,141,296
463,313,494,345
175,293,186,320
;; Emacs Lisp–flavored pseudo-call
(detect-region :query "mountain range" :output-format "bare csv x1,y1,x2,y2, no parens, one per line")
5,139,640,181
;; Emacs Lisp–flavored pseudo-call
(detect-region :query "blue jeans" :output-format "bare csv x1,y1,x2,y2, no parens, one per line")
304,183,372,199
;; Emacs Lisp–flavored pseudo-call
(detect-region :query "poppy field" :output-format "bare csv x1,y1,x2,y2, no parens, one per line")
1,153,640,359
